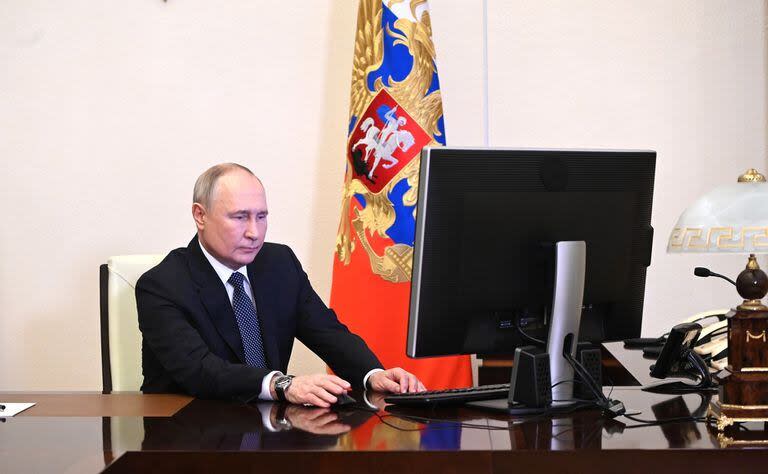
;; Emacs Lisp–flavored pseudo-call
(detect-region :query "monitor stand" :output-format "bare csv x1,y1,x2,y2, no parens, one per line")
468,241,588,415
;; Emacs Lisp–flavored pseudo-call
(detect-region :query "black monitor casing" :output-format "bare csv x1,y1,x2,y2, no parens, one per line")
407,147,656,358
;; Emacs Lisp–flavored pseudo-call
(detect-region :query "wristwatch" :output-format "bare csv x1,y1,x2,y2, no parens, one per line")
274,374,294,402
274,404,293,431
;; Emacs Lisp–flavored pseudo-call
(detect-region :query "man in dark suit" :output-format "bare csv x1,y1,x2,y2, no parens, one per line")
137,163,425,405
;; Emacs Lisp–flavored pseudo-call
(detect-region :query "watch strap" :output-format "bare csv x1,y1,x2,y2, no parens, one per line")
274,375,294,402
275,403,292,430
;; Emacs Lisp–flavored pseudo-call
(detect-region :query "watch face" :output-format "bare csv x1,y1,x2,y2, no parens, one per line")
275,375,294,401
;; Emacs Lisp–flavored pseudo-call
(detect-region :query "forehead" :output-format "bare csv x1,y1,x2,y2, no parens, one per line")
212,171,267,211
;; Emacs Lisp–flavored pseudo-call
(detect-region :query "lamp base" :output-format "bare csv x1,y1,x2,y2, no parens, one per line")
716,366,768,406
709,304,768,432
708,397,768,433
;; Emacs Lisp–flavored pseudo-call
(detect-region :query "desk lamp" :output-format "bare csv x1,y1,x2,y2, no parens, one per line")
667,169,768,431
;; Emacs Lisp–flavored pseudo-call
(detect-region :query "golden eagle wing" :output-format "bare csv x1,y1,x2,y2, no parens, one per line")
349,1,384,126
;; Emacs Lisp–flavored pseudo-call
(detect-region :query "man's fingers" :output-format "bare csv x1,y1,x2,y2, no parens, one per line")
380,368,424,393
382,375,402,393
326,374,351,390
306,393,330,408
313,422,351,435
407,373,418,393
304,408,332,421
318,377,347,395
397,370,408,393
312,411,340,426
417,380,426,392
311,387,339,405
290,374,353,406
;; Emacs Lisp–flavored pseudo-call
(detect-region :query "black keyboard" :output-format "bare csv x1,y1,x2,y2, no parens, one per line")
384,384,510,406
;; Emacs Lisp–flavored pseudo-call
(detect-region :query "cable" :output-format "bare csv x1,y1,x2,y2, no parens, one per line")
381,394,603,431
622,413,708,427
563,351,606,403
515,316,546,346
374,411,514,431
561,349,628,418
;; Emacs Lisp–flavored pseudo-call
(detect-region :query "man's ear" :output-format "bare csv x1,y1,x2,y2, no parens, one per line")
192,203,206,230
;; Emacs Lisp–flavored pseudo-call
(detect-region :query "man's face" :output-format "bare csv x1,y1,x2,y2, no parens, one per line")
193,170,268,270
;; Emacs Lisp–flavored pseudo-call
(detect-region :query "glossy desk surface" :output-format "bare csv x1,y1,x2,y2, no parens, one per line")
3,349,767,473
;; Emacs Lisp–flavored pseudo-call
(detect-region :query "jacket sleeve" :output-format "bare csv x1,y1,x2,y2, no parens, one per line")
286,247,383,386
136,270,268,401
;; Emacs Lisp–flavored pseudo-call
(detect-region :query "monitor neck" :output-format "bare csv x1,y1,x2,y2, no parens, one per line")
548,241,586,405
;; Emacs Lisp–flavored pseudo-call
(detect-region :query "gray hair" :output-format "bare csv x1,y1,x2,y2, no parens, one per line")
193,163,256,208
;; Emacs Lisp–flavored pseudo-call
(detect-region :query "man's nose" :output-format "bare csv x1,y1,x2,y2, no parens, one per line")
244,218,260,240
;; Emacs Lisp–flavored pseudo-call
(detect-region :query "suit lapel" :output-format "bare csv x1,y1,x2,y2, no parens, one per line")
247,254,281,370
187,237,246,364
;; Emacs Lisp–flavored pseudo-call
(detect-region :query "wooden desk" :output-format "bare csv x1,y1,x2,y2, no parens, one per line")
1,388,766,474
0,392,191,417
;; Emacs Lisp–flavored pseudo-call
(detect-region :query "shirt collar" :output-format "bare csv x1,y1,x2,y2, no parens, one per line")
198,239,249,288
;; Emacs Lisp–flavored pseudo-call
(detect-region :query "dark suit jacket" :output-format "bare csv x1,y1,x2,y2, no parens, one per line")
136,236,383,400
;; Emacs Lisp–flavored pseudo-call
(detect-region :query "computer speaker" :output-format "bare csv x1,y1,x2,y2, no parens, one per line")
508,345,552,408
574,344,603,400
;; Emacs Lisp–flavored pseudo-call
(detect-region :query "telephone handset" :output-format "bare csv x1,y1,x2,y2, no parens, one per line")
627,308,730,378
680,308,728,325
687,312,728,365
623,308,728,350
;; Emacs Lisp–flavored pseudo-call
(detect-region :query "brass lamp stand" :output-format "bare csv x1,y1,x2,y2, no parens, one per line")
708,254,768,444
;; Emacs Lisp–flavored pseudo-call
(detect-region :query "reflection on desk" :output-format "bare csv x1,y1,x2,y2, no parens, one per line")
139,399,376,451
1,389,767,474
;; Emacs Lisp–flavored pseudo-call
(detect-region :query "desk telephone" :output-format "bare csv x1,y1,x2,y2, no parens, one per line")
624,308,729,371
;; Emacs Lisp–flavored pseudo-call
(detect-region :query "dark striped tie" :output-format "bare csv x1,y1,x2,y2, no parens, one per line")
228,272,267,368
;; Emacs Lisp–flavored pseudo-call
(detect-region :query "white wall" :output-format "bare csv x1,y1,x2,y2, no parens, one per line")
0,0,765,390
481,0,768,338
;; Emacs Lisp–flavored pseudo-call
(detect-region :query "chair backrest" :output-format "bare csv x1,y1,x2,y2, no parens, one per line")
100,254,164,393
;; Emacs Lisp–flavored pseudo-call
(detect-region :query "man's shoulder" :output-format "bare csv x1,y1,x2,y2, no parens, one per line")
137,246,192,290
258,242,291,259
250,242,303,276
151,245,191,271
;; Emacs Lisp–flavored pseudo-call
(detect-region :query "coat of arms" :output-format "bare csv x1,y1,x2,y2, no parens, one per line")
335,0,445,283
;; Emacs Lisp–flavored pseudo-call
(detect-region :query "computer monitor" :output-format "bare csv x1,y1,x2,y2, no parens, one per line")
406,147,656,404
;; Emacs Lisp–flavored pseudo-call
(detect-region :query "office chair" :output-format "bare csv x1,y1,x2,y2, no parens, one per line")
99,255,164,393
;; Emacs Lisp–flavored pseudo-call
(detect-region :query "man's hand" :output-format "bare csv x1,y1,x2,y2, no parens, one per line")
275,373,351,408
283,405,351,435
368,368,426,394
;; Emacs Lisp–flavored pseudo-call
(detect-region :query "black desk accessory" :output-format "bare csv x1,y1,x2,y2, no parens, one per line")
508,345,551,408
334,392,357,407
574,344,602,401
468,342,613,416
643,322,716,394
383,384,511,406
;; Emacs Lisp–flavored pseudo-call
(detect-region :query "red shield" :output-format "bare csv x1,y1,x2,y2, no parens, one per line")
347,90,432,194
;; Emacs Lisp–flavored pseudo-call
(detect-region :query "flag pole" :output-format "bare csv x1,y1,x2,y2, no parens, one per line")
482,0,490,147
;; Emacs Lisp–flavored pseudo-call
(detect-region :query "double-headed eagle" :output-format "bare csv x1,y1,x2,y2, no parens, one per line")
336,0,445,283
